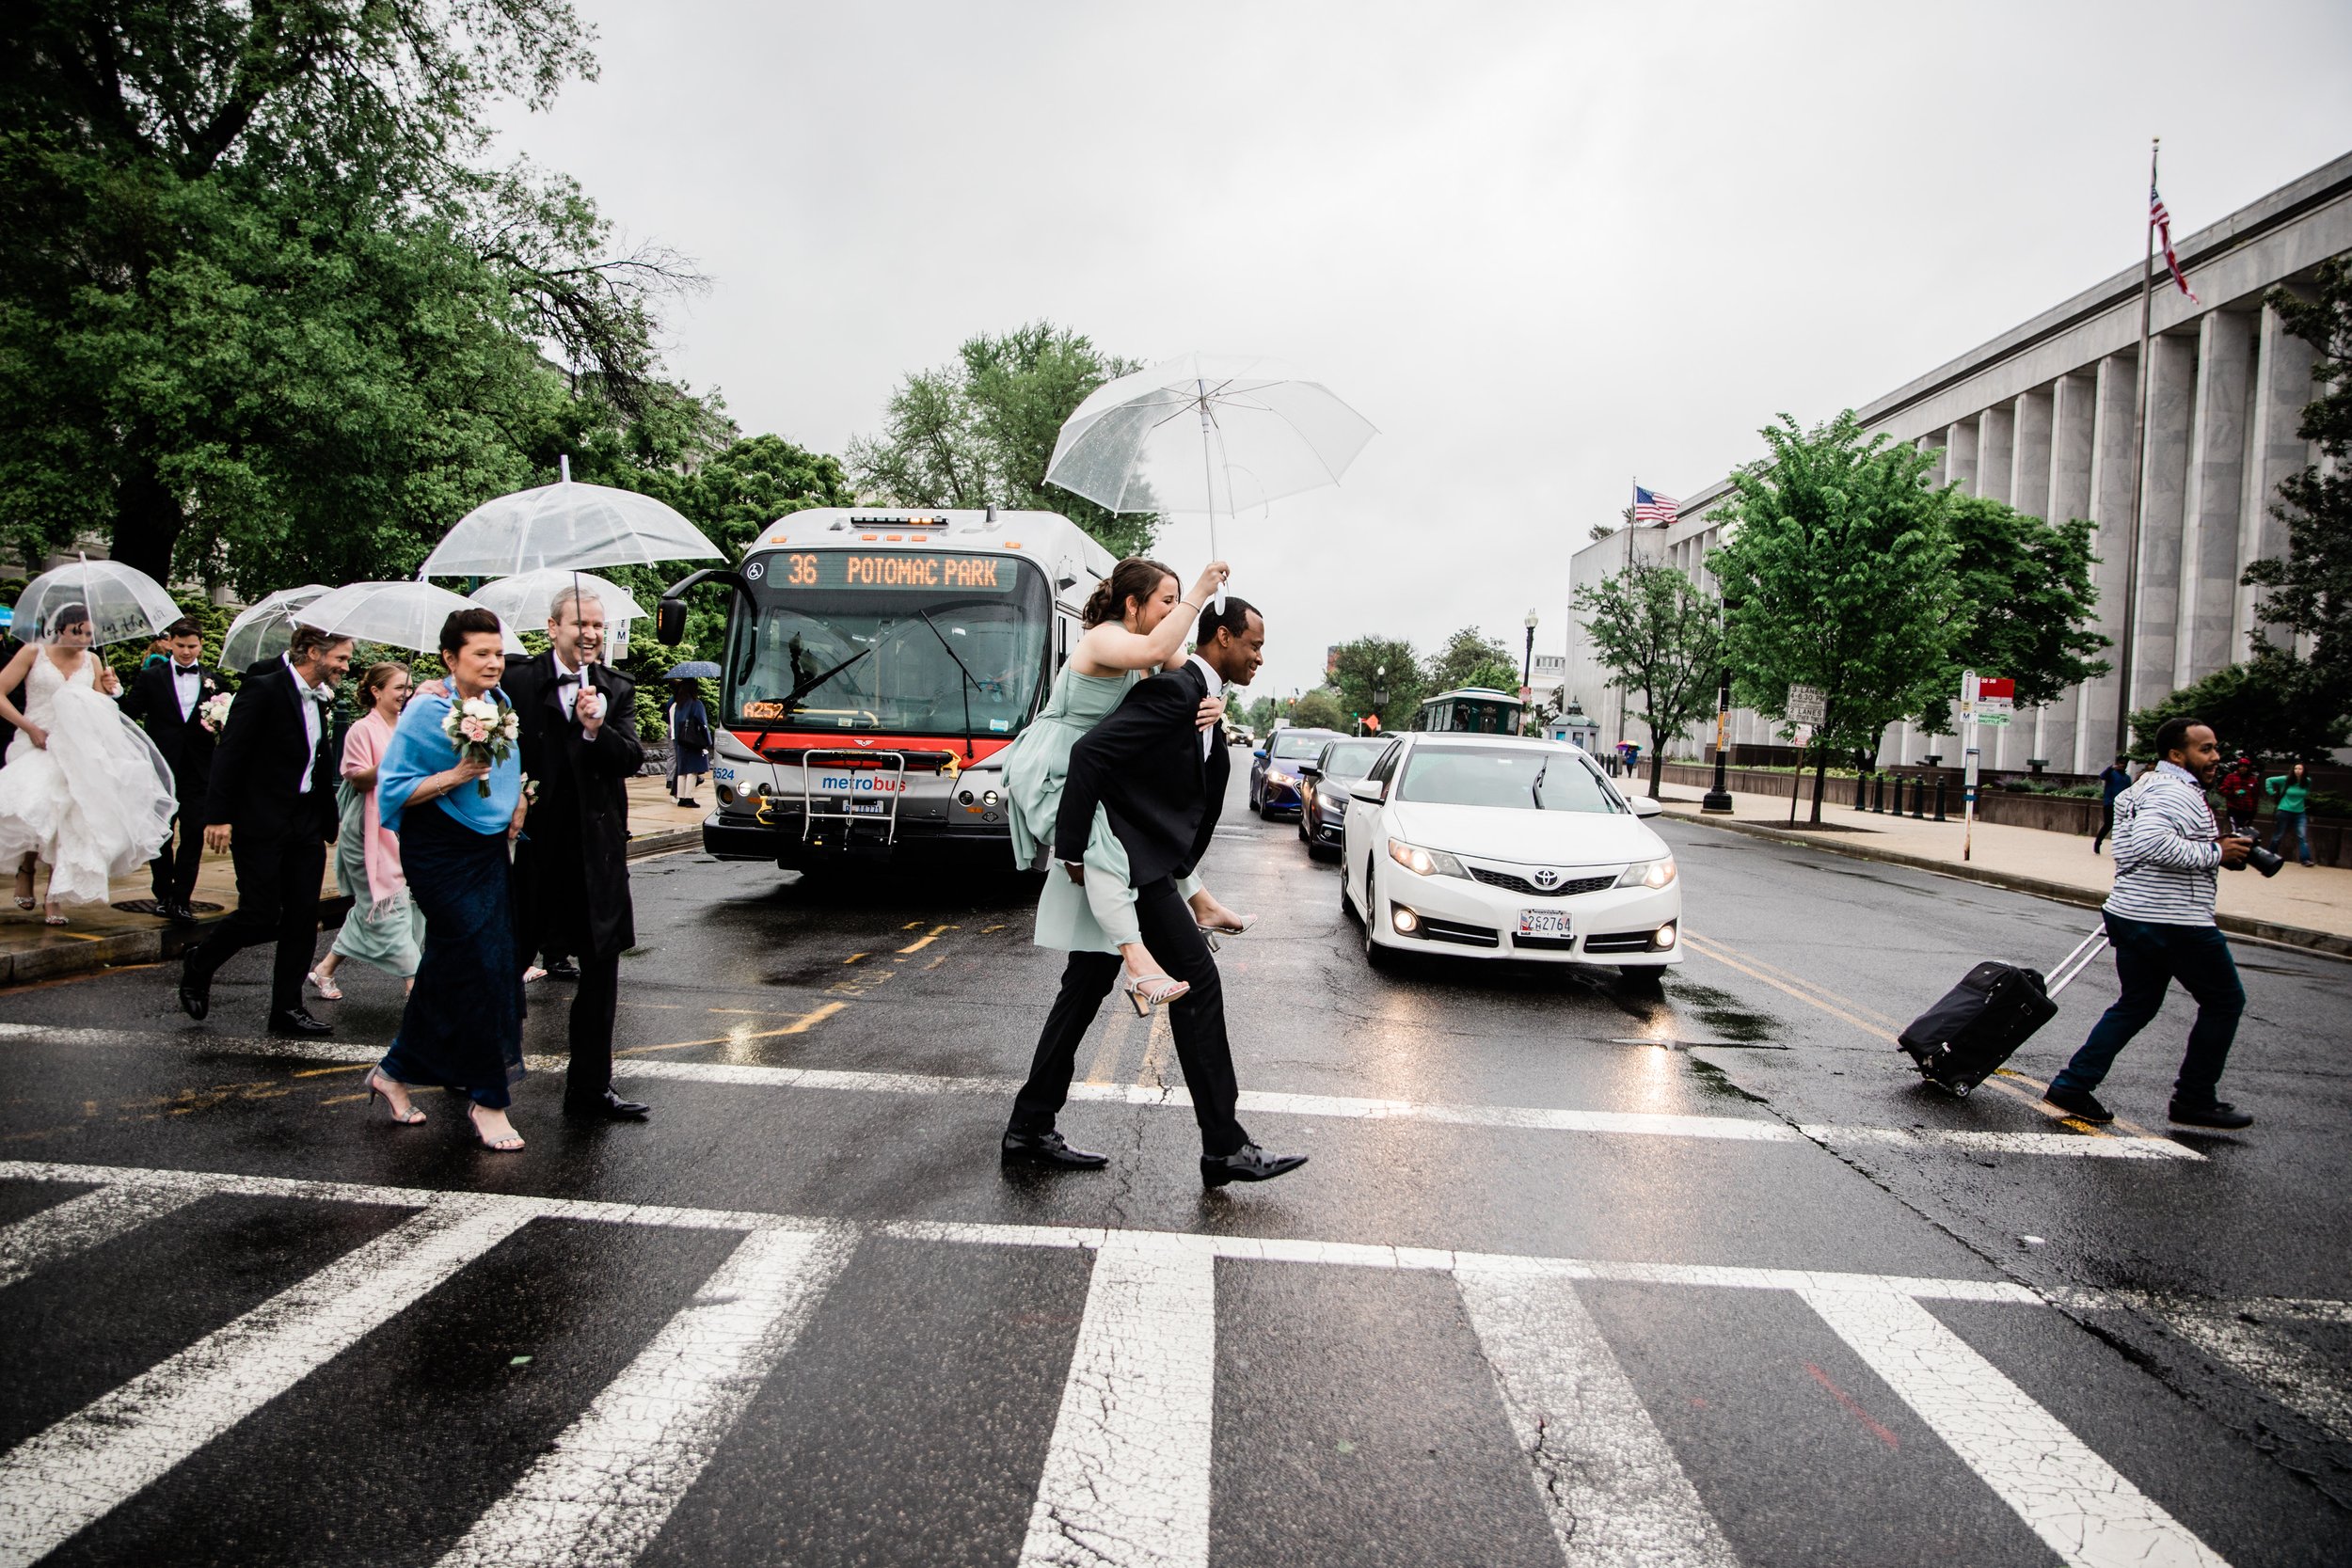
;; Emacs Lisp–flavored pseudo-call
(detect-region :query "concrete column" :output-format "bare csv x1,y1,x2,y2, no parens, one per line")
1918,434,1948,489
2130,332,2198,713
2047,371,2098,771
2010,388,2053,522
2075,354,2141,768
2178,309,2253,684
2237,295,2319,650
1943,420,1980,496
1977,404,2015,505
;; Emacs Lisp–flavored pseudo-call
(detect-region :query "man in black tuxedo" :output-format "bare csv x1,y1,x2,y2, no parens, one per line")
180,625,352,1034
505,586,649,1121
119,616,230,922
1008,596,1307,1189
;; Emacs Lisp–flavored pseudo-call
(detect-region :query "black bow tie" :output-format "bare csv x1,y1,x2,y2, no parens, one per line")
556,671,584,687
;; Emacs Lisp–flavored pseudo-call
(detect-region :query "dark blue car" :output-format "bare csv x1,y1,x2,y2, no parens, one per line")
1249,727,1342,819
1297,736,1390,859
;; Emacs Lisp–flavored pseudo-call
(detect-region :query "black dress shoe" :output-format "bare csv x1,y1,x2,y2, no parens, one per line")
2042,1085,2113,1124
267,1008,334,1037
2169,1099,2253,1130
165,901,199,926
564,1090,650,1121
178,959,212,1022
1001,1129,1109,1169
1200,1144,1309,1189
543,957,580,980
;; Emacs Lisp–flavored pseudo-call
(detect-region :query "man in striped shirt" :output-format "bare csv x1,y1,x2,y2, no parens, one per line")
2044,718,2255,1130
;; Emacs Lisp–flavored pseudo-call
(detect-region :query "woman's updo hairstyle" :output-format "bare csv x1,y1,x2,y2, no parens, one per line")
356,661,409,706
437,606,505,657
1081,557,1178,630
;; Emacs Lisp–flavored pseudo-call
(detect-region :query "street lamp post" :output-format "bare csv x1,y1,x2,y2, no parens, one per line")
1702,594,1739,814
1521,610,1538,736
1372,664,1388,726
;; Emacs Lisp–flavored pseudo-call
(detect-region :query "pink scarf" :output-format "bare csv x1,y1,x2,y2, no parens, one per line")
342,710,405,906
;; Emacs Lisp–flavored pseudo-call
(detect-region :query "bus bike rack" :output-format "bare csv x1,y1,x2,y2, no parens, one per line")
799,750,911,847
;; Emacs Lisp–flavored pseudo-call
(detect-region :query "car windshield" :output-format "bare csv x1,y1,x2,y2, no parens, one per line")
1317,741,1386,781
1270,731,1328,762
1395,746,1622,813
725,559,1051,738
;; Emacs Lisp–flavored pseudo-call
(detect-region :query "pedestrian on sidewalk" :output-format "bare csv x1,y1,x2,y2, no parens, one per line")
306,662,423,1001
2265,763,2316,867
665,680,710,809
2043,718,2255,1132
2092,755,2131,853
364,610,528,1149
179,624,351,1031
117,616,230,923
2216,755,2262,838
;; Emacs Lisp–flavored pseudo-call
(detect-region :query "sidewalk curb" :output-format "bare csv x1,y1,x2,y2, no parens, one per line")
1662,807,2352,961
627,827,703,860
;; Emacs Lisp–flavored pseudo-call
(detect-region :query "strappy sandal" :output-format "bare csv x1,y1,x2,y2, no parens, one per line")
363,1067,426,1125
467,1104,525,1152
307,969,343,1001
1120,972,1191,1016
1194,912,1258,951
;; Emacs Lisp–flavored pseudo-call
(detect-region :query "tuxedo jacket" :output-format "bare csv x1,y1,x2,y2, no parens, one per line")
505,652,644,959
119,659,231,805
1055,662,1230,887
203,660,337,846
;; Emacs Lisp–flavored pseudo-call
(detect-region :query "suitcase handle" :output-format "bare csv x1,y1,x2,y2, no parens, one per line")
2045,927,2109,998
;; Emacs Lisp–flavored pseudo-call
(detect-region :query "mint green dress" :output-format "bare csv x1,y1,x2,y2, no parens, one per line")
1003,666,1200,954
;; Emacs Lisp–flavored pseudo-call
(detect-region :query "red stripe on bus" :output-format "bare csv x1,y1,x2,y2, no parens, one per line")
730,729,1017,764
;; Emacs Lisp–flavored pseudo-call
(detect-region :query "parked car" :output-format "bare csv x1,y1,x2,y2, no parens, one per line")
1249,727,1341,819
1298,737,1389,861
1338,733,1681,987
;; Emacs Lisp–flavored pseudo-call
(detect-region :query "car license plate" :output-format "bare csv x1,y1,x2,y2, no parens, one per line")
834,799,889,817
1518,909,1571,939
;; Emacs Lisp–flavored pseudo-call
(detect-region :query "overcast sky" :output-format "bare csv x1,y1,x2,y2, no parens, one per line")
489,1,2352,701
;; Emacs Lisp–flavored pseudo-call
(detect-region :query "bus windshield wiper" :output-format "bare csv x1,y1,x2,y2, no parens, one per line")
779,645,875,717
915,609,981,760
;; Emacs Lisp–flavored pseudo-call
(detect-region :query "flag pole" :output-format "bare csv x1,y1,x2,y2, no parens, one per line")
2113,136,2158,760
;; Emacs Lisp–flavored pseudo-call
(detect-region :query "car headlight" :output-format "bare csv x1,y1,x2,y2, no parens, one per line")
1615,857,1677,890
1265,768,1296,787
1389,837,1470,879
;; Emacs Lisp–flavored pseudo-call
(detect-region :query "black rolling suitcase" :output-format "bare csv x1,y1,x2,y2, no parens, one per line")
1899,927,2108,1097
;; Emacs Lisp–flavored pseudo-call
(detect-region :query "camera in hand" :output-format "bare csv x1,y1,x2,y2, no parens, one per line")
2223,838,2284,878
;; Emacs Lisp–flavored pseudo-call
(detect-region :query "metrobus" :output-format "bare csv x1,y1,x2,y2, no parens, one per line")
657,508,1114,869
1412,687,1525,735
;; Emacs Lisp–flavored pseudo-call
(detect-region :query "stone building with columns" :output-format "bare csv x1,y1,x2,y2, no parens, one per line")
1567,150,2349,773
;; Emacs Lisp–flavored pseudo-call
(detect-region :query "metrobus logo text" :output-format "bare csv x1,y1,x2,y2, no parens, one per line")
841,554,1004,589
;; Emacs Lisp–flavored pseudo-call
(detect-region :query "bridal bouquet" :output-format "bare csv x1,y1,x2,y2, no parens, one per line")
198,691,233,734
443,695,520,797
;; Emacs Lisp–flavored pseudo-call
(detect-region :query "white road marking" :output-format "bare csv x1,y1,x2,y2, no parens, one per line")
3,1024,2196,1160
437,1224,855,1568
1800,1286,2231,1568
2070,1290,2352,1445
1017,1231,1216,1568
1456,1264,1739,1568
0,1181,205,1290
0,1198,528,1568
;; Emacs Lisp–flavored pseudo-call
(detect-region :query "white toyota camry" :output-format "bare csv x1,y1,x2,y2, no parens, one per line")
1340,732,1682,985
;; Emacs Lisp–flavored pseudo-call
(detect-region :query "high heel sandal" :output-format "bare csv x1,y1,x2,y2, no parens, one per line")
42,907,66,927
1193,912,1258,952
1120,972,1191,1016
467,1103,525,1152
364,1067,427,1125
307,969,343,1001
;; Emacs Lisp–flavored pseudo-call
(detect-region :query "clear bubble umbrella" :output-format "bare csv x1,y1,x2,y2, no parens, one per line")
301,580,523,657
1044,354,1377,608
467,567,646,632
221,585,332,672
11,557,182,647
419,457,724,578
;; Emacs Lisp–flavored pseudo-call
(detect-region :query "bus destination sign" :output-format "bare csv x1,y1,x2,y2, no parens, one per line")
766,551,1017,593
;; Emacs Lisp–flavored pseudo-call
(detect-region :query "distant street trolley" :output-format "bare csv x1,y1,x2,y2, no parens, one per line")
1412,687,1525,735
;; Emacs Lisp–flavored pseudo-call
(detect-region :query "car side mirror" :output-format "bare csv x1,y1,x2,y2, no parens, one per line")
1299,765,1322,780
1252,748,1266,759
1348,780,1387,804
657,596,687,646
1629,796,1664,818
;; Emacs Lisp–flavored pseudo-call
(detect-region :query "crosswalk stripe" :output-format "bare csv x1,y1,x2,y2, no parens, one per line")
1799,1287,2231,1568
0,1198,529,1568
2,1024,2198,1159
1456,1265,1740,1568
2078,1290,2352,1446
437,1224,856,1568
1017,1232,1216,1568
0,1181,206,1291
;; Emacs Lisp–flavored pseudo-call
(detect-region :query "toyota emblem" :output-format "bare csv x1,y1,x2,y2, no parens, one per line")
1533,868,1560,889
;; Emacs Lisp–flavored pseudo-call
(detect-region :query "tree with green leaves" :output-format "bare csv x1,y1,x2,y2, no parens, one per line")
1910,494,2108,734
1425,626,1518,694
1708,411,1962,825
2242,259,2352,728
0,0,697,592
2126,651,2350,766
1328,636,1424,732
849,323,1154,557
1570,560,1724,800
1289,689,1346,732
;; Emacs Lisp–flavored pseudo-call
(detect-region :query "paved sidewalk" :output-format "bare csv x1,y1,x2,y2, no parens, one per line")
1652,781,2352,955
0,777,706,987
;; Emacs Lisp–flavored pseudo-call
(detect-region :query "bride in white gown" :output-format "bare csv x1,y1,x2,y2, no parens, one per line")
0,603,178,924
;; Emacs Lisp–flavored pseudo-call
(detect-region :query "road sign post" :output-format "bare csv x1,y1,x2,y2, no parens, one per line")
1955,673,2010,862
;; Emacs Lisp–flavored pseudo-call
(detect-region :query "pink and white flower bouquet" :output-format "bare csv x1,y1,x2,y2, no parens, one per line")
442,694,520,796
198,691,234,734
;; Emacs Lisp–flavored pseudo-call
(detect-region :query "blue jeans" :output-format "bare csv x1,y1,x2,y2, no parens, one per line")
2268,810,2312,864
2053,911,2243,1105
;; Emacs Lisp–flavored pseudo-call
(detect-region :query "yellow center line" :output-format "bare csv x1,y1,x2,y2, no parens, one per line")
292,1065,366,1078
615,1001,850,1058
1136,1009,1171,1089
1083,1010,1133,1085
841,953,866,965
898,924,955,955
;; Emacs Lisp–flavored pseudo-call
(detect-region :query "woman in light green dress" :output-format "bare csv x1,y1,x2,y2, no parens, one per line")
306,662,426,999
1003,557,1253,1011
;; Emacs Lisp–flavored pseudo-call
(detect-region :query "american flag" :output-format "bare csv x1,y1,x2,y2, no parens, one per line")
1632,485,1678,525
2150,183,2200,304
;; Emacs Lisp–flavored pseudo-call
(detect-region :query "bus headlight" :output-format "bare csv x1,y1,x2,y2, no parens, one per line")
1388,838,1469,879
1616,858,1677,890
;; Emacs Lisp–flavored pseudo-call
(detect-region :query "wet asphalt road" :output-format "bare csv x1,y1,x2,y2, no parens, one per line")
2,769,2348,1567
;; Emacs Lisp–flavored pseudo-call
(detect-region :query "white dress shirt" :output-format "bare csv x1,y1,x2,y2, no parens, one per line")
1185,655,1223,759
170,659,201,721
283,655,325,792
552,654,585,722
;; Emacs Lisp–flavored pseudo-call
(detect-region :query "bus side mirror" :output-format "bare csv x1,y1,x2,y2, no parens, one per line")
657,597,687,646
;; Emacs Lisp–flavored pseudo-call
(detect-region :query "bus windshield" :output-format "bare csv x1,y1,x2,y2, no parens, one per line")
725,556,1053,740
